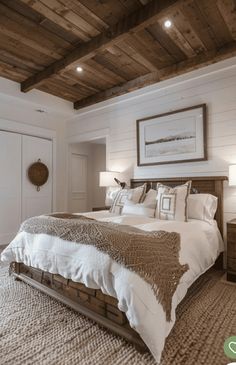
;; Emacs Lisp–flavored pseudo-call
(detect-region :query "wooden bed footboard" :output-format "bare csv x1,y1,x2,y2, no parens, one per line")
10,262,147,352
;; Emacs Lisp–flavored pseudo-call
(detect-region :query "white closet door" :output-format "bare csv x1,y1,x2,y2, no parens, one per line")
22,135,53,220
0,131,21,245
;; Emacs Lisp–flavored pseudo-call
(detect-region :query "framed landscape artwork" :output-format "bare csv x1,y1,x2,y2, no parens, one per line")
136,104,207,166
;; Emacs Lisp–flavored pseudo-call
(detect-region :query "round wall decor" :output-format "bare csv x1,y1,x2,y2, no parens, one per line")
28,159,49,191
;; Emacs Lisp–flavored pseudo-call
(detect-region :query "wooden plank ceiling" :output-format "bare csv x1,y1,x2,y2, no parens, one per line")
0,0,236,110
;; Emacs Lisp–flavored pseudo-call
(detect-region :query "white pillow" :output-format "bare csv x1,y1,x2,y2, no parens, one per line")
143,188,157,204
187,193,218,223
122,189,157,218
155,181,191,222
110,184,147,215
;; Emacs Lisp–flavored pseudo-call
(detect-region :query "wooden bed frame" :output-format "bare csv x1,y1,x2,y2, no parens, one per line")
10,176,227,351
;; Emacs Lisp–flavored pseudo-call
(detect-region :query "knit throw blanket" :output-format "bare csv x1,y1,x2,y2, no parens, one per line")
20,213,189,321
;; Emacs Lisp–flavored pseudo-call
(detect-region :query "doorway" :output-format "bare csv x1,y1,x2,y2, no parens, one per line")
68,138,106,212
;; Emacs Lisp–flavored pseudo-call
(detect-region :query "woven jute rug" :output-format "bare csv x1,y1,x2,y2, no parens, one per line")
0,263,235,365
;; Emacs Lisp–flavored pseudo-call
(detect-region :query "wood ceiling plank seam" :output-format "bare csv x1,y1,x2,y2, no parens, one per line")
0,60,32,79
134,29,175,67
0,34,56,67
93,53,130,82
39,19,80,45
0,69,25,82
44,78,88,99
159,21,196,58
77,0,131,26
1,0,78,44
78,62,122,89
169,8,207,54
216,0,236,40
38,84,78,101
159,41,236,78
42,0,101,37
19,0,90,41
63,63,116,91
195,0,233,47
0,16,69,60
107,44,151,75
21,0,187,92
0,21,62,61
0,51,43,73
65,68,112,92
37,0,91,39
115,39,158,72
59,71,101,93
106,45,149,78
194,3,224,48
0,2,74,50
118,0,142,12
61,0,108,31
179,0,217,50
85,58,127,84
146,22,187,62
2,0,42,22
52,75,93,98
74,40,236,110
124,33,165,69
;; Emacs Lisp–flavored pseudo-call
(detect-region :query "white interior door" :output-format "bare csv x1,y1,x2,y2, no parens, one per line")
70,153,88,213
0,131,21,245
22,135,53,220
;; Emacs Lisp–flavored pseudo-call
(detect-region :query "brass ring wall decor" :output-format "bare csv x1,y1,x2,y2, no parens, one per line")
28,159,49,191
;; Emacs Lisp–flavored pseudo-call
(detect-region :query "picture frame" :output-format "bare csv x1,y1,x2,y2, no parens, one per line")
136,104,207,166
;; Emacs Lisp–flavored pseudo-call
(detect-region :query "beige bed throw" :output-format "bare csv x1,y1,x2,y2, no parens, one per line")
20,213,189,321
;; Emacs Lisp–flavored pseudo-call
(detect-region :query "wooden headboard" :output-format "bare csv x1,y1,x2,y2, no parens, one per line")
131,176,228,236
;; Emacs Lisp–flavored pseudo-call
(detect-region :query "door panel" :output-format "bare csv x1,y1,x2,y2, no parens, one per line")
70,154,88,213
0,131,21,245
22,135,53,220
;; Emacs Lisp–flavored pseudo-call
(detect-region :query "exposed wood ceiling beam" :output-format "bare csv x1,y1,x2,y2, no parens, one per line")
74,71,160,109
74,41,236,110
21,0,185,92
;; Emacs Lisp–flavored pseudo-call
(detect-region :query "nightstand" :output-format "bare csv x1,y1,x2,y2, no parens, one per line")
92,206,110,211
227,219,236,282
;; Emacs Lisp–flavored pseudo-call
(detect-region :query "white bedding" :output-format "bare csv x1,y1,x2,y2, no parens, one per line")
1,212,224,364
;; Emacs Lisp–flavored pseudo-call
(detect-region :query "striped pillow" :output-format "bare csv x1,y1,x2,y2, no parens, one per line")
110,184,147,215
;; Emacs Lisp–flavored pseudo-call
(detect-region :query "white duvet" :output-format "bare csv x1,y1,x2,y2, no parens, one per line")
1,212,224,363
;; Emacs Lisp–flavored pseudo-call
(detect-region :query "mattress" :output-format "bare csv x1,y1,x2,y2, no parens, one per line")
1,212,224,363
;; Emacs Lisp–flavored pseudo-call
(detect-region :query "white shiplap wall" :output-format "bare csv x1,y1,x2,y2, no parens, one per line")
68,58,236,228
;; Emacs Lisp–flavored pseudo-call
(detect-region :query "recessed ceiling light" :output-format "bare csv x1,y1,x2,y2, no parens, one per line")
76,66,83,72
164,20,172,28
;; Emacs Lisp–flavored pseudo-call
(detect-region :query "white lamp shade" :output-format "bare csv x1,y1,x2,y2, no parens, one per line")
229,165,236,186
99,171,120,187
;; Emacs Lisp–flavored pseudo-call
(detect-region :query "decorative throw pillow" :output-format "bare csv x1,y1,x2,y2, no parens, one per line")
155,181,191,221
187,193,218,223
105,187,121,206
122,189,157,218
110,184,147,215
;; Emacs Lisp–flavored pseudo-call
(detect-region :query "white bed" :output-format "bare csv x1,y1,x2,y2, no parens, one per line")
1,211,224,363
